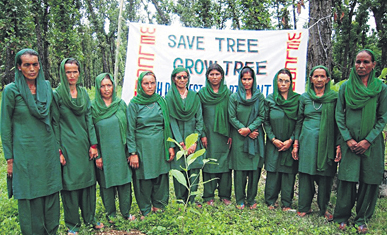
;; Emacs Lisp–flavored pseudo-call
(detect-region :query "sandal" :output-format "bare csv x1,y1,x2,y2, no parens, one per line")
152,207,163,213
67,230,78,235
267,205,276,210
236,203,245,210
127,214,136,221
338,222,347,231
94,222,104,230
324,211,333,222
357,224,368,234
222,199,232,206
249,203,257,210
195,201,202,208
297,209,312,217
282,207,292,212
206,199,214,206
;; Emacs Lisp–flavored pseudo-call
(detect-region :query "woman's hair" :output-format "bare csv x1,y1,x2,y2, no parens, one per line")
205,63,224,78
16,50,39,66
357,50,375,62
143,71,156,80
240,67,254,77
277,68,293,80
65,58,81,72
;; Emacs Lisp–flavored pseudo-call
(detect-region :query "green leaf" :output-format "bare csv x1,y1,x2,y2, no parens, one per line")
189,173,198,178
185,133,198,149
170,169,188,189
187,148,206,166
379,68,387,80
176,150,185,161
203,158,217,165
167,137,183,150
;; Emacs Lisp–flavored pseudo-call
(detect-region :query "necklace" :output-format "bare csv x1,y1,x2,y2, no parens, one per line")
180,89,188,99
312,101,322,110
146,103,155,109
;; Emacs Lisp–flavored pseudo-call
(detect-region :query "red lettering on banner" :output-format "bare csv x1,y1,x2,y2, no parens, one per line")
285,32,302,88
135,26,157,96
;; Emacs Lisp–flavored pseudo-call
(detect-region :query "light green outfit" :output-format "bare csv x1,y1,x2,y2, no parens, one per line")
1,49,62,235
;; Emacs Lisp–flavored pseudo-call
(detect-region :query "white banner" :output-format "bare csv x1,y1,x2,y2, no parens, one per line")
122,23,308,103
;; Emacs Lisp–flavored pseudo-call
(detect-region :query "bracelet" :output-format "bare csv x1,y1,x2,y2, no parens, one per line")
91,144,97,149
59,149,63,155
272,138,275,143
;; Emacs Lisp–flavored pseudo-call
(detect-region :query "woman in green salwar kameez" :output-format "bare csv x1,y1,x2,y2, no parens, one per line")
264,69,299,211
92,73,135,222
198,64,232,206
127,71,175,219
228,66,265,210
1,49,62,235
292,65,341,221
333,50,387,234
165,67,204,207
54,58,103,234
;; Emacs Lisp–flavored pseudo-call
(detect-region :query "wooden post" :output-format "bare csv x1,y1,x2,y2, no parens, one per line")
114,0,125,85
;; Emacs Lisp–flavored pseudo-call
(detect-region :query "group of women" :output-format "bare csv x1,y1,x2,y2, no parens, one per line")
2,48,386,235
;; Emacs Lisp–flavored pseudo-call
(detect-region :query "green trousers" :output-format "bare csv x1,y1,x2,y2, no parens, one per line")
100,183,132,220
333,180,379,225
202,171,232,202
173,168,200,204
18,192,60,235
265,171,296,208
61,185,97,232
133,173,169,216
234,169,261,206
298,173,333,215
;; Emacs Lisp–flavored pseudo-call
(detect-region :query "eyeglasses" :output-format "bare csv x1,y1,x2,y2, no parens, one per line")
278,79,290,84
176,75,188,80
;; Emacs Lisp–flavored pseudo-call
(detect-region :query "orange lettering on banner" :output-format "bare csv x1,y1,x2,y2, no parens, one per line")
285,32,302,90
135,27,157,96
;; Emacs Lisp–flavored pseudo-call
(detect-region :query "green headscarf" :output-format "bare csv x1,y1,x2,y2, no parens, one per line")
92,73,127,145
344,49,381,157
165,67,200,121
56,58,88,116
307,65,337,172
130,71,172,160
272,69,300,166
198,64,231,137
236,66,262,157
14,49,52,131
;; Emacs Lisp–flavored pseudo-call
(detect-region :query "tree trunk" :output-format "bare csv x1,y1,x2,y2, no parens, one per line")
3,46,15,89
340,0,357,81
370,1,387,69
307,0,333,74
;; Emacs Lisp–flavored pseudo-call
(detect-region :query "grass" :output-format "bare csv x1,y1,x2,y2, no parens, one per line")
0,89,386,234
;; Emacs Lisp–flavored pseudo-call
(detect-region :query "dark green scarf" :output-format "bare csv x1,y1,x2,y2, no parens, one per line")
272,69,300,166
130,71,172,160
307,65,337,172
344,49,381,157
92,73,127,145
165,67,200,121
14,49,52,131
198,64,231,137
236,67,262,157
56,58,88,116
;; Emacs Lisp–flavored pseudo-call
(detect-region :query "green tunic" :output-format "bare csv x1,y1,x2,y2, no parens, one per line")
201,103,230,173
95,114,132,188
228,93,265,170
294,93,337,176
335,82,387,184
170,99,204,170
127,102,170,179
1,82,62,199
53,89,97,191
264,94,297,174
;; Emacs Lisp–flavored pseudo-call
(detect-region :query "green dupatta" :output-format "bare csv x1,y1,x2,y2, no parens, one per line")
92,73,127,145
14,49,52,131
130,71,172,161
272,69,300,166
307,65,337,172
165,67,200,121
344,49,381,157
198,64,231,137
56,58,88,116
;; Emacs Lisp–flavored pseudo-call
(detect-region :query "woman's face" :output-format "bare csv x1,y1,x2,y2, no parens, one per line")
173,71,188,89
207,69,222,87
100,78,113,100
310,69,329,89
141,75,156,96
241,72,253,91
277,73,291,94
355,51,376,79
18,54,40,80
64,63,80,86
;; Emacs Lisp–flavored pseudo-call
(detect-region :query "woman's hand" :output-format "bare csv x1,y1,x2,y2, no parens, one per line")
60,153,66,166
279,139,293,152
334,145,342,162
353,140,371,155
227,138,232,149
248,129,259,139
129,154,139,169
7,159,13,178
89,146,98,160
346,139,358,152
272,138,284,149
180,142,186,150
168,148,175,162
201,137,208,149
95,158,103,170
291,140,299,160
238,128,251,137
187,142,197,155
